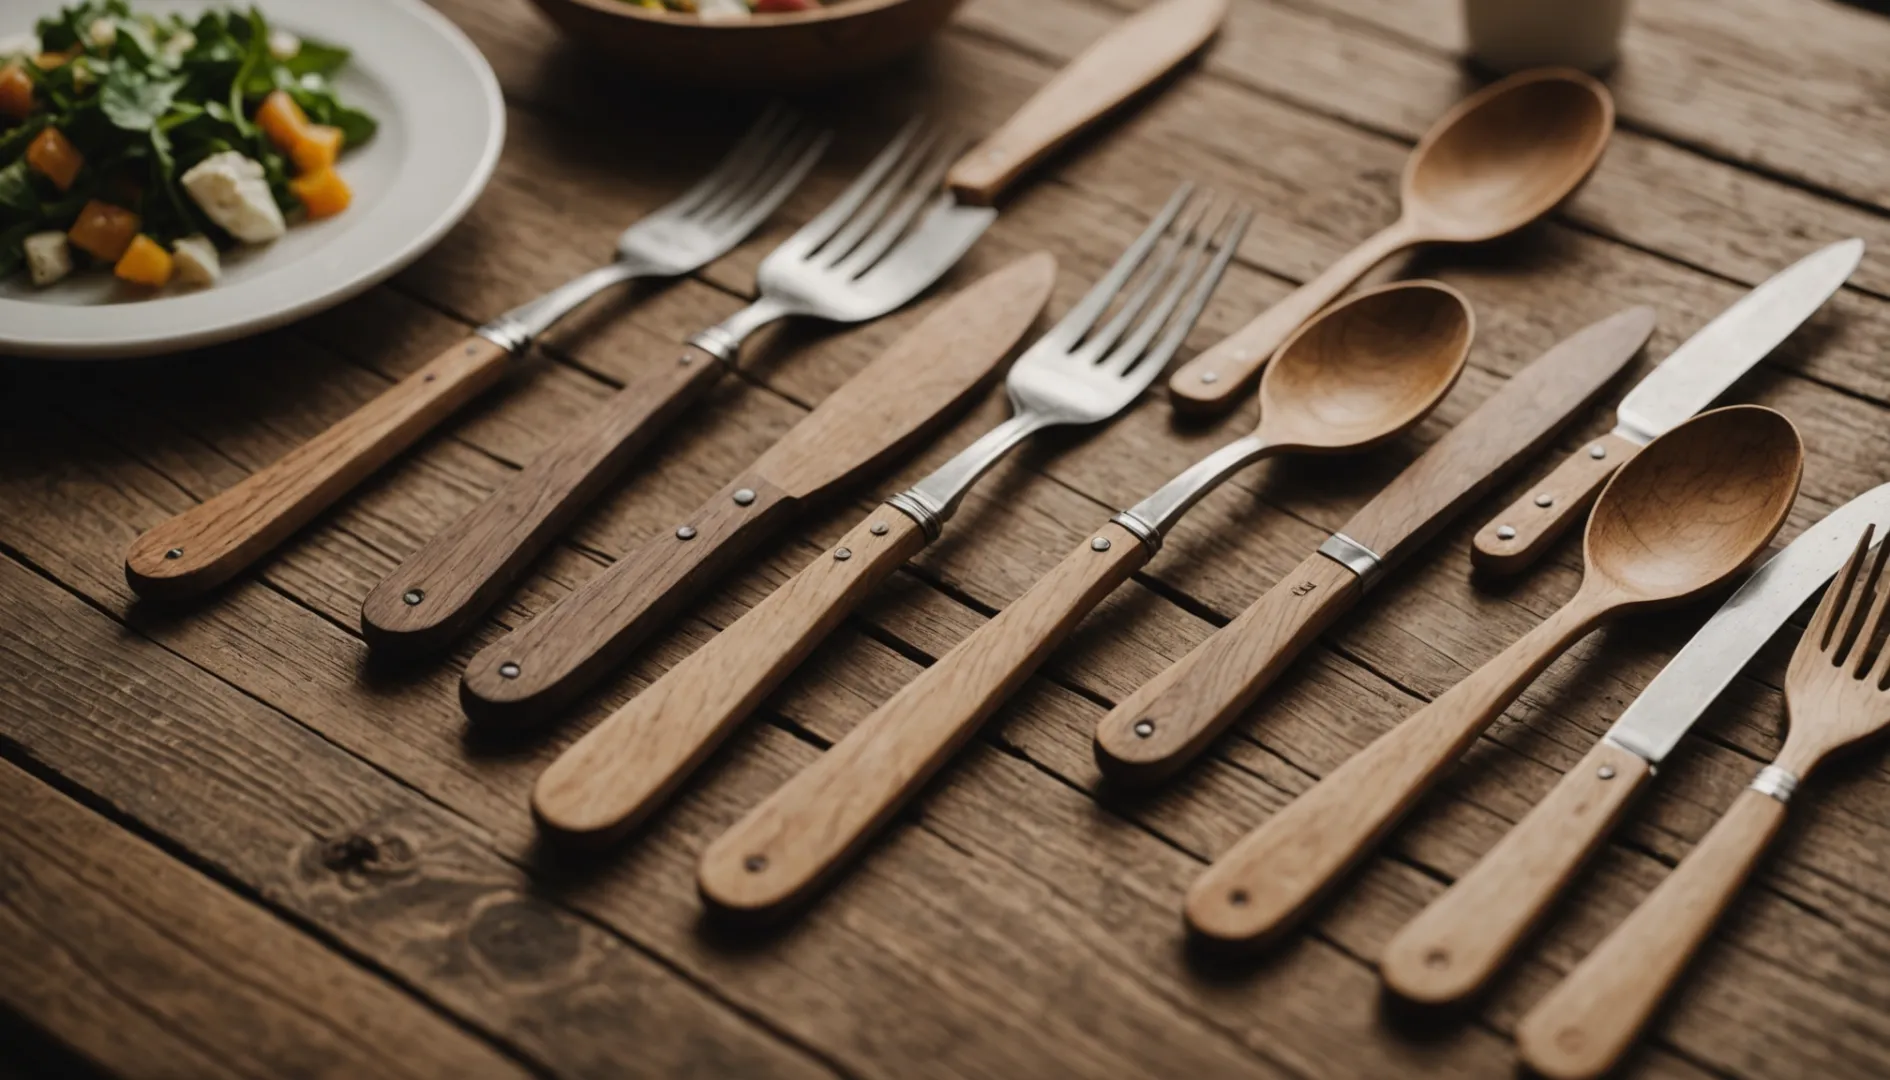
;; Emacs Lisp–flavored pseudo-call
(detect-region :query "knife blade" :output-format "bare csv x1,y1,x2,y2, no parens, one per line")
1381,482,1890,1006
459,253,1058,727
1472,238,1863,574
1093,306,1657,785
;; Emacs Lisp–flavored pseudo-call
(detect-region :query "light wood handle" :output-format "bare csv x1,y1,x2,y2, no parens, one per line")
699,522,1150,918
362,345,725,654
1380,739,1653,1005
125,335,514,601
1517,787,1787,1080
1168,220,1416,414
945,0,1226,205
1471,432,1640,575
460,474,797,728
533,508,929,841
1186,594,1603,946
1095,550,1362,786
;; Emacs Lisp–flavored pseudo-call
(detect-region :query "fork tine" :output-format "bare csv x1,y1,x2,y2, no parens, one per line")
1854,541,1890,680
669,104,795,219
817,126,942,269
701,122,830,230
1095,199,1221,375
714,128,834,241
1815,526,1872,653
1076,195,1207,364
785,118,926,254
832,132,966,279
1845,538,1890,670
692,112,807,223
1041,184,1195,348
1108,204,1250,380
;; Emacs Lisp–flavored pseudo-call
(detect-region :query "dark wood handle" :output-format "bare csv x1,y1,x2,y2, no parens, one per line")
533,508,929,841
698,522,1150,919
361,344,725,654
460,473,796,728
1471,432,1639,575
1380,739,1652,1005
125,335,514,601
1517,787,1787,1080
1094,550,1362,786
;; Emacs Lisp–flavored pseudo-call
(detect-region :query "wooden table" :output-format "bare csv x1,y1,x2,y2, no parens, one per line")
6,1,1890,1077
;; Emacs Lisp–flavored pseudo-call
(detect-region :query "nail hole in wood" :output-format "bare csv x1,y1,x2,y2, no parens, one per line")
165,547,184,559
1228,888,1249,907
744,854,767,873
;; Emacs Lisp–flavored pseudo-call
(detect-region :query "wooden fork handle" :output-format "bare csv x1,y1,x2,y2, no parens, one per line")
946,0,1226,205
362,344,725,654
125,335,514,601
1517,787,1787,1080
1186,598,1599,946
533,507,929,841
1380,739,1653,1005
1472,432,1640,575
699,522,1150,919
460,473,797,728
1094,551,1362,785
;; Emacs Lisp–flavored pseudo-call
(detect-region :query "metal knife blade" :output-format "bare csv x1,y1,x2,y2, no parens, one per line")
1603,483,1890,764
1614,239,1862,443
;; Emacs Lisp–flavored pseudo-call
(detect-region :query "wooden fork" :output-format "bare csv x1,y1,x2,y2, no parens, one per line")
1518,526,1890,1080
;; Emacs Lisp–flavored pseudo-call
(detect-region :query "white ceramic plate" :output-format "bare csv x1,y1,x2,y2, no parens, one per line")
0,0,503,359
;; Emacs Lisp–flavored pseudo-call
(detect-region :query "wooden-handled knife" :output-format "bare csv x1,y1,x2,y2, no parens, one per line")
1092,306,1658,786
458,253,1058,727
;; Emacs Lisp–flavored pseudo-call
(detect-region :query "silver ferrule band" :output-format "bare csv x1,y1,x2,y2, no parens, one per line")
475,318,533,355
886,491,946,543
1749,764,1799,804
1318,532,1385,589
1110,510,1162,555
687,326,742,364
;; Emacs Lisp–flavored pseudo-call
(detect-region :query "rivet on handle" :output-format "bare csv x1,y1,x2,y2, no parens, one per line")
733,489,756,506
1534,493,1555,507
1091,537,1112,552
1589,444,1609,459
402,589,425,606
1496,525,1517,541
870,522,889,536
676,525,698,541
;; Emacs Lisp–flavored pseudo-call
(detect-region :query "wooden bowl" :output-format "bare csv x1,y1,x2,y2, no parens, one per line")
526,0,970,88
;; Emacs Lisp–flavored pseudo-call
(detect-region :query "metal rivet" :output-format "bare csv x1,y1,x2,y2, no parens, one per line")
423,373,436,382
1133,719,1155,738
464,343,478,355
744,854,767,872
498,662,520,679
1228,888,1250,907
1598,765,1617,780
402,588,425,606
870,522,889,536
1199,371,1219,384
834,547,852,561
678,353,693,365
1425,948,1450,969
1496,525,1517,541
164,547,184,559
733,488,756,506
1589,444,1608,460
1091,537,1112,552
1534,493,1554,508
675,525,698,540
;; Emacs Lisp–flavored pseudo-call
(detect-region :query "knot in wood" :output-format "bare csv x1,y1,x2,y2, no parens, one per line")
317,831,416,888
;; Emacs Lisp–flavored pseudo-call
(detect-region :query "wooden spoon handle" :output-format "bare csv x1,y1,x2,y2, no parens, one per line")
946,0,1226,205
699,523,1150,918
460,474,797,728
1380,739,1653,1005
1472,432,1640,575
362,344,725,654
124,335,514,601
1186,597,1600,946
1094,550,1362,785
1168,219,1416,414
1517,787,1787,1080
533,507,929,841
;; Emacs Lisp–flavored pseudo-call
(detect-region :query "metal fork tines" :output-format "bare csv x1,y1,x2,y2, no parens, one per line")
479,105,831,352
889,185,1252,537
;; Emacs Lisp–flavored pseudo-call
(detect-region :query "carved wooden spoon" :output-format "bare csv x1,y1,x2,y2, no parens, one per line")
1186,405,1803,947
1169,67,1612,413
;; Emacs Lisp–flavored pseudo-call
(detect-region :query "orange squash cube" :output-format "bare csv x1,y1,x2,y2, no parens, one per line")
290,124,343,173
26,127,84,191
67,199,141,261
33,50,74,70
0,63,32,121
114,234,174,287
255,89,310,155
289,166,350,219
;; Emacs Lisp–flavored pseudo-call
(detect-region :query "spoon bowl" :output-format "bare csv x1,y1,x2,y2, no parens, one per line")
1257,280,1473,452
1405,68,1615,243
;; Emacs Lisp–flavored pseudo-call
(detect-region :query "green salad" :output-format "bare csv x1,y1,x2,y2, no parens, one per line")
0,1,376,289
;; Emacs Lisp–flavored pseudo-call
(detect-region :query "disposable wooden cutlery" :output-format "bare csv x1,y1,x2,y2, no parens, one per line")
1185,405,1802,948
458,252,1057,725
1517,525,1890,1080
1093,307,1657,786
697,280,1473,919
361,0,1227,654
123,107,829,602
1169,67,1613,413
1381,481,1890,1007
533,188,1249,842
1472,238,1863,574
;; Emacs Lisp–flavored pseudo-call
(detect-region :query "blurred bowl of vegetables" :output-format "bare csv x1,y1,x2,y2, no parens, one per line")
526,0,969,88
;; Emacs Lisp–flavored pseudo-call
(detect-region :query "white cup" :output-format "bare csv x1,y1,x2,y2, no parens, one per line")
1464,0,1631,73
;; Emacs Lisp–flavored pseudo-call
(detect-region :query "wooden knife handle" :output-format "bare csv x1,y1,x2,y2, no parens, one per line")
460,473,797,728
1380,739,1653,1005
362,344,725,654
946,0,1226,205
533,508,929,841
1186,595,1601,947
699,522,1150,918
1517,787,1787,1080
1168,220,1415,414
1471,432,1640,575
125,335,514,601
1095,550,1362,786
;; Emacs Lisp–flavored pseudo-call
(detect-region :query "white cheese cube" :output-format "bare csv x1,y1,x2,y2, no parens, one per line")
172,235,221,288
23,231,73,287
268,29,300,60
181,151,287,244
160,29,196,65
87,18,117,49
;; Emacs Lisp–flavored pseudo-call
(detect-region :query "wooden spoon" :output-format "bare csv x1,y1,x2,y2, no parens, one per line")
1168,67,1613,413
696,281,1471,920
1186,405,1803,948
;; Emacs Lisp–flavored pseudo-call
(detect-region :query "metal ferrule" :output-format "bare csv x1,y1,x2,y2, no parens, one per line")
1318,532,1386,590
1749,764,1799,804
887,411,1051,542
691,295,795,364
477,261,648,355
1114,432,1271,555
